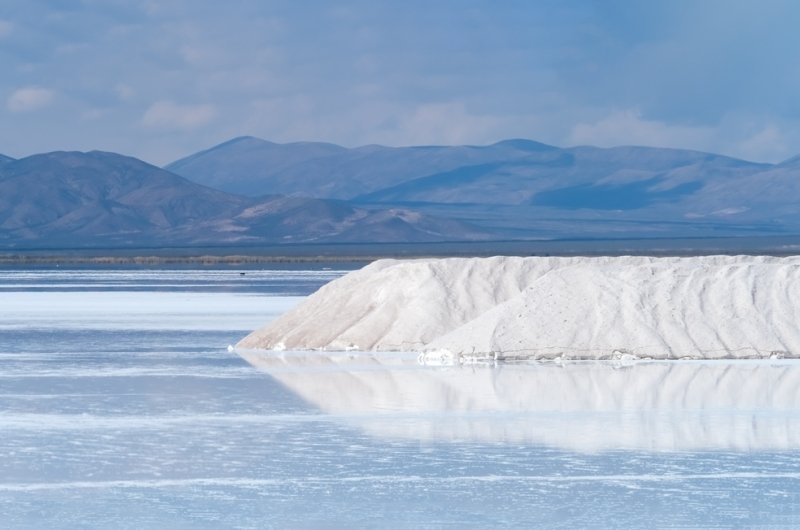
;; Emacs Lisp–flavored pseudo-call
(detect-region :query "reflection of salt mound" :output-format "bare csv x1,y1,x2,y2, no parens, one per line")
238,256,800,359
240,351,800,451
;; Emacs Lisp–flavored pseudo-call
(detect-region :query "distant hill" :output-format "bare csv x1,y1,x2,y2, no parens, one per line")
778,154,800,168
167,137,800,238
356,146,766,207
166,137,771,206
0,151,491,249
4,138,799,249
166,136,559,199
166,136,348,196
0,150,246,247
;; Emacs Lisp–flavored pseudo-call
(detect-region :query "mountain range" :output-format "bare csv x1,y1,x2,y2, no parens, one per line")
2,136,800,250
167,136,800,239
0,151,488,249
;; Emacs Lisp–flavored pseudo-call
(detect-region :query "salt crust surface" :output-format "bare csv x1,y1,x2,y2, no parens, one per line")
237,256,800,359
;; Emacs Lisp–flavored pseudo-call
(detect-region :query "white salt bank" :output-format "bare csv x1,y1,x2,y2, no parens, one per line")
237,256,800,360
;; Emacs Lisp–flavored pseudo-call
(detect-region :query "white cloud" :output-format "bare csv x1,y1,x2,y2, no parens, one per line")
569,109,714,151
389,102,504,146
143,1,164,16
179,44,228,67
115,83,136,102
242,97,511,148
733,124,788,163
6,87,55,112
141,101,216,130
55,42,90,55
81,108,107,121
566,109,800,163
0,20,12,38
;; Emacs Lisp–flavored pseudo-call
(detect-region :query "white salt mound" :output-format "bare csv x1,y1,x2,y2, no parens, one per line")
237,256,800,359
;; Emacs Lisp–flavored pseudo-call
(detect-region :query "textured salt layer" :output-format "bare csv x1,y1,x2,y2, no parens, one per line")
237,256,800,359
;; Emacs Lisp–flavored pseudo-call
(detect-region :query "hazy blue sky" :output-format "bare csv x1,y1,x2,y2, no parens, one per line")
2,0,799,164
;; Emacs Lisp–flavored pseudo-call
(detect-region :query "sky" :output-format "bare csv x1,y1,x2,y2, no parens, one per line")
1,0,799,165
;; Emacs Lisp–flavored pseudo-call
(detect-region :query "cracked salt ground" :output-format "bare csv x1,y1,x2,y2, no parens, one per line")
4,266,800,528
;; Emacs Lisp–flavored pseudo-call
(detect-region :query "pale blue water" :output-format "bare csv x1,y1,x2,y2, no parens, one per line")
3,267,800,528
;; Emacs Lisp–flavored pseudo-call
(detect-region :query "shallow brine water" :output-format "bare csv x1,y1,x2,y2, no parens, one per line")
3,267,800,528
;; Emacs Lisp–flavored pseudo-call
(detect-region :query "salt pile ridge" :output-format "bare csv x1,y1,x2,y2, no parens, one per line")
237,256,800,359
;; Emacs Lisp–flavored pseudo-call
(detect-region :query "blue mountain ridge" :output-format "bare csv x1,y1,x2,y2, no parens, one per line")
166,137,799,239
2,137,799,249
0,150,491,249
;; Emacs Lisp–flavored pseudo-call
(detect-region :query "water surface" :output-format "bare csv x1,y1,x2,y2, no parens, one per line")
3,267,800,528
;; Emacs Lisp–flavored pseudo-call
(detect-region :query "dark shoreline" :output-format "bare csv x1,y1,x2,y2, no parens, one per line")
2,236,800,265
0,254,378,265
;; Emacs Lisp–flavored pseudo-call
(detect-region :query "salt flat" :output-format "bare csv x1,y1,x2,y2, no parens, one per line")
5,266,800,528
0,291,301,331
